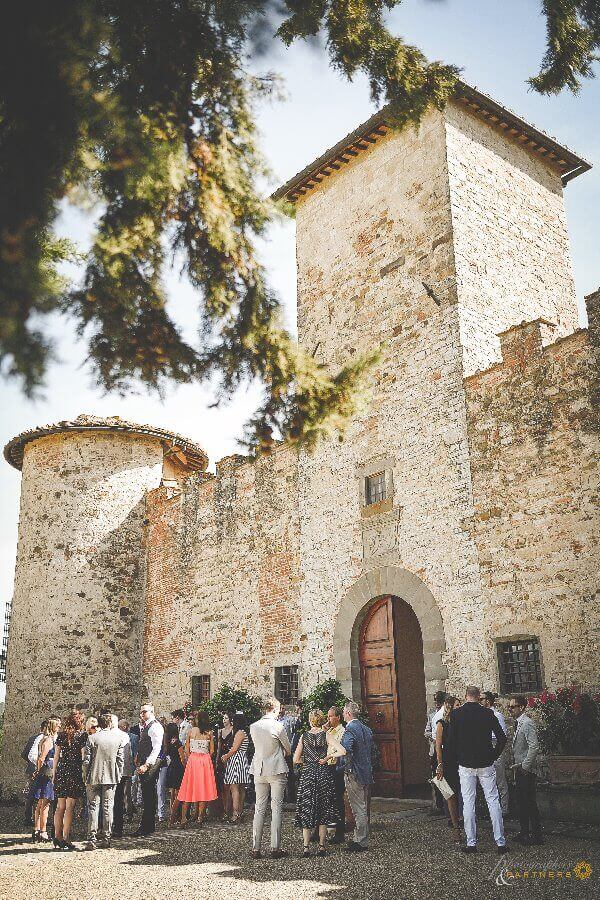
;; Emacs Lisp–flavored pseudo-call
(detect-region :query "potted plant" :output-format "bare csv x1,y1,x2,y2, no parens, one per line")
529,685,600,784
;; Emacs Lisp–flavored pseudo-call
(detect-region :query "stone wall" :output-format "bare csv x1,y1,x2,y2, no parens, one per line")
0,431,163,798
294,106,487,705
445,102,580,377
142,444,302,713
464,294,600,689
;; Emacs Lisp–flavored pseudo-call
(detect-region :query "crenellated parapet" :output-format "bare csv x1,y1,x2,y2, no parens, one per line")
464,295,600,689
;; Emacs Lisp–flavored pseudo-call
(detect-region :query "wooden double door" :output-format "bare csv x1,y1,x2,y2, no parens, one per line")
359,595,427,797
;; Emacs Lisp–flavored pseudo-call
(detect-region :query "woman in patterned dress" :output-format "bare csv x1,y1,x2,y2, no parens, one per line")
220,712,251,824
293,709,345,856
30,716,61,842
216,712,234,820
51,709,87,849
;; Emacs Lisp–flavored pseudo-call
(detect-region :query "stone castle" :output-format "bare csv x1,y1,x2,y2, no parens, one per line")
1,82,598,798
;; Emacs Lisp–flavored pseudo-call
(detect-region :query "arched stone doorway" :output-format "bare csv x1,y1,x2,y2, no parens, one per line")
333,567,447,797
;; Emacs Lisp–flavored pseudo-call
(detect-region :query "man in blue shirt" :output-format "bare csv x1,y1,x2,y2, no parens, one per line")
340,701,374,851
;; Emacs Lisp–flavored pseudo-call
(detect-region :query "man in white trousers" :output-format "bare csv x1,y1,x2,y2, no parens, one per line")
449,686,508,854
249,697,291,859
481,691,510,816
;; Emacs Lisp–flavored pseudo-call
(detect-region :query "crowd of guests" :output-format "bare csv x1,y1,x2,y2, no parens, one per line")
21,685,543,856
20,695,375,856
425,687,543,853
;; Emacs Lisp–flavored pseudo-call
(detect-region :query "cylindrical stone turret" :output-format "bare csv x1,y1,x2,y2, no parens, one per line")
0,415,206,799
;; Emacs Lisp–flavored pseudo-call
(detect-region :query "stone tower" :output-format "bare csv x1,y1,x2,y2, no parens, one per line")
273,81,590,709
0,415,206,798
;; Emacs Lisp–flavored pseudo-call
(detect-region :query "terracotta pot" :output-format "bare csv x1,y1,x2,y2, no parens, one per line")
547,756,600,785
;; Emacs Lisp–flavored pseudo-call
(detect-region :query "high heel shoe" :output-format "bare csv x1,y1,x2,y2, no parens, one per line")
62,841,76,851
302,845,311,857
52,837,65,849
38,832,51,843
317,845,327,857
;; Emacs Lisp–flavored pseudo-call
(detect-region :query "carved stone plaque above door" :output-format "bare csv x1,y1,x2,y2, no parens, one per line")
361,507,402,561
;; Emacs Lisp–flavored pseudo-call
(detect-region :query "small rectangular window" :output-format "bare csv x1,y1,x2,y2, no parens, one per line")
497,639,543,694
275,666,299,705
191,674,211,707
365,472,387,506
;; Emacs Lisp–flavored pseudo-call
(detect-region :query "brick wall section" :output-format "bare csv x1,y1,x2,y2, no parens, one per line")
142,444,302,712
464,296,600,688
445,102,580,377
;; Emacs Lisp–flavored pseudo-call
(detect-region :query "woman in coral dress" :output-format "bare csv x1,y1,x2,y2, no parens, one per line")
177,710,218,825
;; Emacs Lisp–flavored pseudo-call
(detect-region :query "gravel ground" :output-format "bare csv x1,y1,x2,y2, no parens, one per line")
0,803,598,900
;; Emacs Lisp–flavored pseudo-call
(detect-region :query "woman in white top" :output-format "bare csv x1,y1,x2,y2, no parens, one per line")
176,710,218,826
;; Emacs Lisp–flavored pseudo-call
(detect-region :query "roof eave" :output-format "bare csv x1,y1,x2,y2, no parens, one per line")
272,80,591,203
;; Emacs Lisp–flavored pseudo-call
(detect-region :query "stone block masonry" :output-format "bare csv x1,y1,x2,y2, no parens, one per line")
445,103,580,377
465,292,600,688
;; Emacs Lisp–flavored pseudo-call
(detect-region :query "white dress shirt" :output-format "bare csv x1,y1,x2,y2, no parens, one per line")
178,719,192,747
28,734,43,766
425,708,445,755
144,719,165,766
491,707,508,747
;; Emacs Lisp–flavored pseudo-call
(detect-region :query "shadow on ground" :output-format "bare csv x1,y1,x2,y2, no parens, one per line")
2,805,599,900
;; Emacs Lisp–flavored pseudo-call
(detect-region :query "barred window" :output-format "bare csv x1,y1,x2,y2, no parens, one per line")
0,599,11,684
365,472,386,506
275,666,299,705
497,639,543,694
191,674,211,707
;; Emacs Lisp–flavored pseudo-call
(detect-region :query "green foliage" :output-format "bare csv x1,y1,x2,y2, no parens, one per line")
530,1,600,94
299,677,369,727
1,2,597,445
530,685,600,755
194,684,262,728
300,678,349,727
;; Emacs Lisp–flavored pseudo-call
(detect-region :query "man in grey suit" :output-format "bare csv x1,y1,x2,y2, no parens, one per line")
508,696,543,845
249,697,291,858
82,712,126,849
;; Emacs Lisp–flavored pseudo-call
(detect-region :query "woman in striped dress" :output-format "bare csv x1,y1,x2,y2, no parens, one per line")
220,713,251,824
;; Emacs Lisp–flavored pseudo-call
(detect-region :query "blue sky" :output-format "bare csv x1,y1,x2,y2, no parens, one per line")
1,1,598,701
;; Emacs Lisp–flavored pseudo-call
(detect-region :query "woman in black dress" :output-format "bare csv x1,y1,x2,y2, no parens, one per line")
52,709,86,850
216,712,234,821
164,723,186,826
293,709,345,857
435,695,461,843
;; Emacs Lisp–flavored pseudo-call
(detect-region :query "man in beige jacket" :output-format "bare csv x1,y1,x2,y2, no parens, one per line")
82,712,126,849
249,697,291,858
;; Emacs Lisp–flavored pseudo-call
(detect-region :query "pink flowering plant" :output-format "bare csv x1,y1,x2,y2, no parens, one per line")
529,685,600,756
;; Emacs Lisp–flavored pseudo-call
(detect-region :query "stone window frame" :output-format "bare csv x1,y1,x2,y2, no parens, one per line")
357,455,395,518
495,635,545,696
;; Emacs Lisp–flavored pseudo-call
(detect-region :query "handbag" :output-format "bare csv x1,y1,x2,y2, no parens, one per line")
429,775,454,800
39,762,53,780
